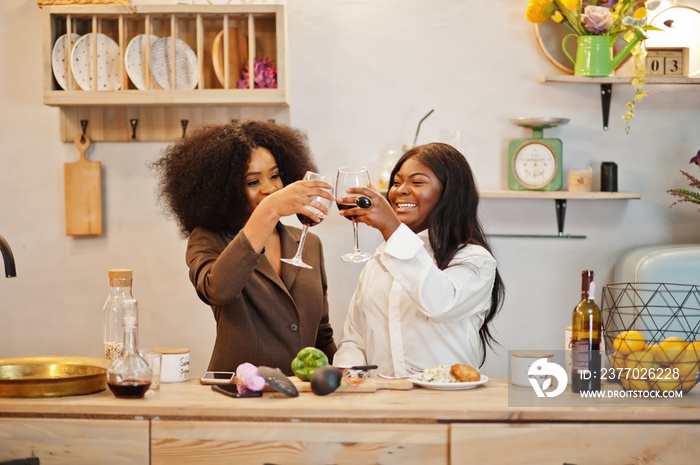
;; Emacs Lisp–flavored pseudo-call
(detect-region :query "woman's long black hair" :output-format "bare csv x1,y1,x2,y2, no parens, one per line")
388,143,505,366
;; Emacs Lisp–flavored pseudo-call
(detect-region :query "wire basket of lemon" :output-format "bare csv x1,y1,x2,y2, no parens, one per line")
602,283,700,394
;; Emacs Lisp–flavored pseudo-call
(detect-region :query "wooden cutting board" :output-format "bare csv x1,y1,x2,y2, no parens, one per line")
64,134,102,236
290,376,413,393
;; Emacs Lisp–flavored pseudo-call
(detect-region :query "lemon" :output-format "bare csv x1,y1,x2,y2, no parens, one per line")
657,337,687,364
671,349,700,381
654,377,682,392
613,330,646,351
610,351,627,370
686,340,700,358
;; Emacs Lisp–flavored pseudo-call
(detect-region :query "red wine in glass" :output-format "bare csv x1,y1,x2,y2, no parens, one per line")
297,214,321,227
108,380,151,398
336,166,372,263
336,203,357,220
281,171,334,269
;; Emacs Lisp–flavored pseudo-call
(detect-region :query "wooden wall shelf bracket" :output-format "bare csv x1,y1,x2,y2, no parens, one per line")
480,190,641,239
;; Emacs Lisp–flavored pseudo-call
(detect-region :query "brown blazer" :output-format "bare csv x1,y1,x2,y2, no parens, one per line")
186,223,336,375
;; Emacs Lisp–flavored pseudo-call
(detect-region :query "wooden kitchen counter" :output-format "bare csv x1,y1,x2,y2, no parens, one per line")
2,378,700,465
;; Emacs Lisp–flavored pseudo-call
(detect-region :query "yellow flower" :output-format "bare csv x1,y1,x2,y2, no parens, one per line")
626,101,635,110
633,7,647,20
526,0,555,24
560,0,578,9
633,90,648,102
552,11,563,22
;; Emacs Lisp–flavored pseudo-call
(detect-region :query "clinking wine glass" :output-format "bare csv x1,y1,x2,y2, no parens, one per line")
280,171,334,269
336,166,373,263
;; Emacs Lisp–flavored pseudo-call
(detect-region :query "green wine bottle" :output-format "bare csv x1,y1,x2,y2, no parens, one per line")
571,270,602,393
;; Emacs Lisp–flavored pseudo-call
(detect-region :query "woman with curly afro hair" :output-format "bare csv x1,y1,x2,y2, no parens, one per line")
152,120,336,375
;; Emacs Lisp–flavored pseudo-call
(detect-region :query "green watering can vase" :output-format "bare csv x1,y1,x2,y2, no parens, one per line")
562,30,646,77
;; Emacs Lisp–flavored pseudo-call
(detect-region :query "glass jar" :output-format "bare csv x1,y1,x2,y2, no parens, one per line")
107,299,152,398
102,269,133,360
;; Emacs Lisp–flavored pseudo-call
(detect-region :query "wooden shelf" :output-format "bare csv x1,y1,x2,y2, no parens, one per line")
539,75,700,130
539,75,700,85
479,190,640,200
40,3,289,141
479,190,641,238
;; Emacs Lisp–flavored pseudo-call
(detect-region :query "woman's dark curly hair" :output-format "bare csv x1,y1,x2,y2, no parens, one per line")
151,120,317,237
388,143,505,366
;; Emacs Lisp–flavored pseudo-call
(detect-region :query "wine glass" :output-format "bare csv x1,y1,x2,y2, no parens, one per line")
281,171,334,269
336,166,373,263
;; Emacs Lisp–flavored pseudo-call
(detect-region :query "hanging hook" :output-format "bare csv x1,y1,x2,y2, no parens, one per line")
80,120,88,144
181,119,189,138
129,119,138,140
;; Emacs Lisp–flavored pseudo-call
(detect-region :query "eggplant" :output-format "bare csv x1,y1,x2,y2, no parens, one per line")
310,365,342,396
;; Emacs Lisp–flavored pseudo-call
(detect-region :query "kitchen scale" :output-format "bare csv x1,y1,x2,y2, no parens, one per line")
508,117,569,191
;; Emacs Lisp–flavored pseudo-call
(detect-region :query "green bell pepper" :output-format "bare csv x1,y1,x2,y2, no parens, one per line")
291,347,329,381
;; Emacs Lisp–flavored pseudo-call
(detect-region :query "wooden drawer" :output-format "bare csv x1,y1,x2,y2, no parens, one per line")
0,417,149,465
451,423,700,465
152,420,449,465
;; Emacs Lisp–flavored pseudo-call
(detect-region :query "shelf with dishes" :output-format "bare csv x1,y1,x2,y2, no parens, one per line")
40,4,288,141
479,190,641,239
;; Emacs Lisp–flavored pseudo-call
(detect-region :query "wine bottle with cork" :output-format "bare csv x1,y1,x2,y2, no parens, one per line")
571,269,602,393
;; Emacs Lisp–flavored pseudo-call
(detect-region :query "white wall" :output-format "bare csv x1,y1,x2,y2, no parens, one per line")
1,0,698,379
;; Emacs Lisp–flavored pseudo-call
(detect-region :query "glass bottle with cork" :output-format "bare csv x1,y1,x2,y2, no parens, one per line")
571,269,602,392
102,269,133,361
107,298,152,398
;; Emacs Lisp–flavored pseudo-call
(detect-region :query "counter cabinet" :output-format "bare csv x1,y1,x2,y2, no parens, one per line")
2,378,700,464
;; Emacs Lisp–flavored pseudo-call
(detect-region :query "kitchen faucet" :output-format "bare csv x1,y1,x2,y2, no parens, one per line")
0,234,16,277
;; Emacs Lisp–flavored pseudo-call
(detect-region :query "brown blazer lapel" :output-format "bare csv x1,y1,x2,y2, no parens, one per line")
279,224,302,290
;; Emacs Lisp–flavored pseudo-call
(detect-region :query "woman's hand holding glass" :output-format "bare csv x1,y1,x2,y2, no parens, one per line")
281,171,335,269
336,166,374,263
337,187,401,242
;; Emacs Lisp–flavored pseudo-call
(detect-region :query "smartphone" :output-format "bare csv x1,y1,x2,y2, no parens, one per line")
200,371,236,385
212,384,263,398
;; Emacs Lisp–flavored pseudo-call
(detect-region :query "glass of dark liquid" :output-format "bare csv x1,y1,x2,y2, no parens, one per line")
336,166,373,263
281,171,334,269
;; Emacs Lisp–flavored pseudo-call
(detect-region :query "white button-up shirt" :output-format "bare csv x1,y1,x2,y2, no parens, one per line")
334,223,497,376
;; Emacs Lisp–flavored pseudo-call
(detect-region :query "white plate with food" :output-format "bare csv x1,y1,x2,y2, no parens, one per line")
52,33,81,90
409,364,487,390
125,34,159,90
148,36,199,90
409,374,488,390
70,32,122,91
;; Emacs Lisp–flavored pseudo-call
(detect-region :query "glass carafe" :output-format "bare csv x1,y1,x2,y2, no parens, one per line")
107,299,152,398
102,269,134,360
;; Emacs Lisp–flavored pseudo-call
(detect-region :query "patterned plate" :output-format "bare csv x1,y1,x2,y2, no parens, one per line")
149,36,199,90
52,33,81,90
125,34,159,90
70,32,121,91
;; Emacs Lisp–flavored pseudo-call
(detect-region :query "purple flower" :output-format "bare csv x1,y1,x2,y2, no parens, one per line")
581,5,613,34
237,55,277,89
691,150,700,166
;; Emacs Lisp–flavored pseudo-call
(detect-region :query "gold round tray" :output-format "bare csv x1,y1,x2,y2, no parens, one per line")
0,356,111,398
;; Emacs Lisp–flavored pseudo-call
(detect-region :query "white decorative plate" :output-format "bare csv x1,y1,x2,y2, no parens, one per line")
409,374,489,390
70,32,121,91
149,36,199,90
125,34,159,90
52,33,81,90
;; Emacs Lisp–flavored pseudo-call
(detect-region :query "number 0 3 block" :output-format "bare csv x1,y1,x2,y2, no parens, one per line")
646,47,689,77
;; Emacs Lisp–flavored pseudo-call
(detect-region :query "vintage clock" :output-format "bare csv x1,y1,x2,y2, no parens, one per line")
508,117,568,191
